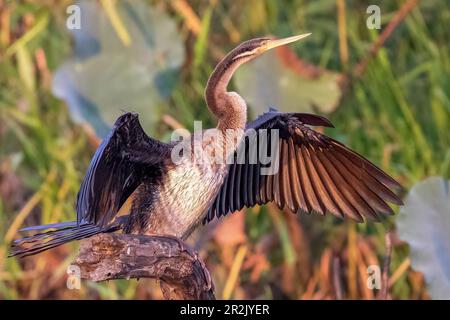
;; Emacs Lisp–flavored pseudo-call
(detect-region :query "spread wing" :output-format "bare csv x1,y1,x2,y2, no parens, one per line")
205,109,403,223
76,112,170,227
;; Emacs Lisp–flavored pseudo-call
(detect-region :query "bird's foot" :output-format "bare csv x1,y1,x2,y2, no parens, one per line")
145,232,213,291
144,232,194,255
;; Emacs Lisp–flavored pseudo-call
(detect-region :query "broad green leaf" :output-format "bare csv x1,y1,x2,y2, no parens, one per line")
52,0,185,137
397,177,450,299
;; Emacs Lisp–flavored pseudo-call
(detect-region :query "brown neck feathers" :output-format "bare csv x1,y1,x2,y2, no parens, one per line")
205,48,251,131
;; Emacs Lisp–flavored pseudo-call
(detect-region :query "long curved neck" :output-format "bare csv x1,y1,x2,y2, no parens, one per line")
205,52,248,132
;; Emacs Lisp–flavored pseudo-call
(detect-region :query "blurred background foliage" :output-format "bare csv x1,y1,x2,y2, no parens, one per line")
0,0,449,299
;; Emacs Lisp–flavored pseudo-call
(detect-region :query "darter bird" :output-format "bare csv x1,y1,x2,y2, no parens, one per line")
10,34,403,257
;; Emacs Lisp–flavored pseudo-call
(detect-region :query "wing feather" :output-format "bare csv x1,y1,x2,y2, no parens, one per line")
287,139,309,213
204,110,402,223
76,113,169,227
305,145,344,218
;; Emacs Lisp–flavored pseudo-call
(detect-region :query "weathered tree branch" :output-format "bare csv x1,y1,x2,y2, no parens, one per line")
73,233,215,300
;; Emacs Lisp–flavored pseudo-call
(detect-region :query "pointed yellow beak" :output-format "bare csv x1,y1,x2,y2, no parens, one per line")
262,33,311,52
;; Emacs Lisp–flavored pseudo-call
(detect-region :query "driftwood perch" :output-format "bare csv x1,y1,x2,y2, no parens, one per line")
73,233,215,300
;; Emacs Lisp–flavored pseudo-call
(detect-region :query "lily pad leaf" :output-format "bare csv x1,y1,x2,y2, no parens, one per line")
397,177,450,299
52,0,185,137
234,47,342,115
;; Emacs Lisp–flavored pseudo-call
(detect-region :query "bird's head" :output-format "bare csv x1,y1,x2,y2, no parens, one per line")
229,33,312,64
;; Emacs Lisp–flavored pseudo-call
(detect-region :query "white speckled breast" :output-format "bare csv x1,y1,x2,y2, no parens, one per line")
143,130,232,239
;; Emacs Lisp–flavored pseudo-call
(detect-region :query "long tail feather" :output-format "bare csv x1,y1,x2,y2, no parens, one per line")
9,222,122,258
19,221,78,232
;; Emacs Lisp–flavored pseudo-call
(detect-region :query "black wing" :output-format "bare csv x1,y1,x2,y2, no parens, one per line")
76,112,170,227
205,109,403,223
